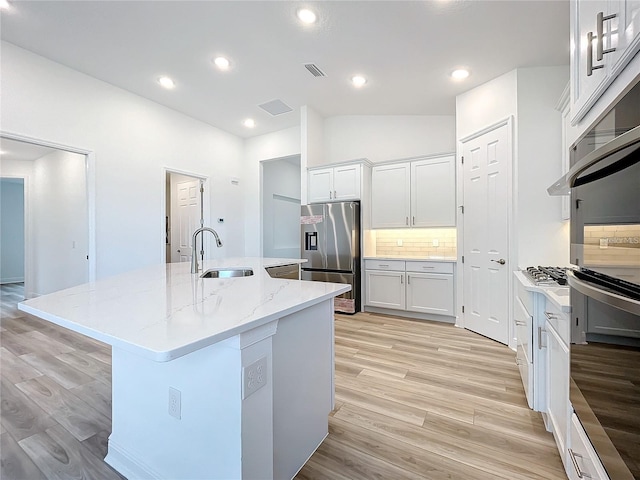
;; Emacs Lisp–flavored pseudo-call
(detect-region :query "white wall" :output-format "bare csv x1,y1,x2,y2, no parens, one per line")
32,150,88,295
0,178,25,283
243,126,301,256
456,67,569,267
1,42,244,279
324,115,456,164
262,158,301,259
516,66,570,267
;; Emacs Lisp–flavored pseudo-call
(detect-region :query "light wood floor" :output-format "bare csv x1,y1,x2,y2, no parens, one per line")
1,283,566,479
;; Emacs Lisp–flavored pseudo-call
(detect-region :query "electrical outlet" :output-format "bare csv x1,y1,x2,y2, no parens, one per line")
396,239,403,246
168,387,181,419
242,356,267,399
432,239,439,247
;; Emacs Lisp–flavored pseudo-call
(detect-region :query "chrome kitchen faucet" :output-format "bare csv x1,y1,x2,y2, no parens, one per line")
191,227,223,273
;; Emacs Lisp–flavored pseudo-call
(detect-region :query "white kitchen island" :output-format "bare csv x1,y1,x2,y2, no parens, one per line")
18,257,350,480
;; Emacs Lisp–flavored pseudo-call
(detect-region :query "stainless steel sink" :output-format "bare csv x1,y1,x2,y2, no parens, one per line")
200,268,254,278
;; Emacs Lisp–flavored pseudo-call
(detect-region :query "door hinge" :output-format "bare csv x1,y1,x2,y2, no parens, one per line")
462,255,464,263
462,306,465,313
460,205,464,214
461,156,464,164
86,255,89,260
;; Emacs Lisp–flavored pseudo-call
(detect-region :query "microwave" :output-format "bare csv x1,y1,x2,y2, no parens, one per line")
549,78,640,479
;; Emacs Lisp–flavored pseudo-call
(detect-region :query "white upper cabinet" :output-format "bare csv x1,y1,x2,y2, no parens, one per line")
411,155,456,227
571,0,640,124
371,162,411,228
333,164,362,201
308,168,334,203
371,154,455,229
308,162,364,203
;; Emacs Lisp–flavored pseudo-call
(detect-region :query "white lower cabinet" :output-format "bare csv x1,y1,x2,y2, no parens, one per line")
547,320,570,472
568,414,609,480
406,272,454,316
365,270,406,310
365,260,454,318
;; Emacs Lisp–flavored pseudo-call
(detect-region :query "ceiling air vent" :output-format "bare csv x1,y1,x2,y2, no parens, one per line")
304,63,326,77
258,99,293,116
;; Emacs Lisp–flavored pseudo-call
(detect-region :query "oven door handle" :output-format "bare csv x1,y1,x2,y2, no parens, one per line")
568,271,640,316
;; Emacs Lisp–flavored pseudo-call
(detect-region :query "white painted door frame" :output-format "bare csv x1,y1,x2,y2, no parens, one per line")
455,117,516,349
0,131,96,297
162,167,210,264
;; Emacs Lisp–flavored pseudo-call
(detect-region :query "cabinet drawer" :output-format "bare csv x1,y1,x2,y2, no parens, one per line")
544,297,570,345
568,414,608,480
516,277,534,316
405,261,453,274
514,295,533,360
364,259,405,271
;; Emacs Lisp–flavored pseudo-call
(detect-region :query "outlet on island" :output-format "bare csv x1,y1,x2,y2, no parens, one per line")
242,356,268,399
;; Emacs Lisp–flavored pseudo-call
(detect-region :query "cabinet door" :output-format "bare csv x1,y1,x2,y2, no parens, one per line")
371,163,410,228
406,272,454,316
547,322,570,473
333,164,361,201
411,155,456,227
608,0,640,75
571,0,610,123
365,270,405,310
308,168,333,203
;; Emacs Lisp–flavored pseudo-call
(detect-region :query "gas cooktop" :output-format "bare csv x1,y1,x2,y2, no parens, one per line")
523,266,568,286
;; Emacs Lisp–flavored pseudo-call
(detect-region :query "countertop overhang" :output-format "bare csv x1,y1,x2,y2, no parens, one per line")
18,257,350,362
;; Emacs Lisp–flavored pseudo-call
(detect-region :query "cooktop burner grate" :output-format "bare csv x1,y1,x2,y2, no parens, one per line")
524,266,568,286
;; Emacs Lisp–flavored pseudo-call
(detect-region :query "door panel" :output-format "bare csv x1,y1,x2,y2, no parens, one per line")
462,123,510,344
325,202,357,272
171,179,201,263
300,204,326,269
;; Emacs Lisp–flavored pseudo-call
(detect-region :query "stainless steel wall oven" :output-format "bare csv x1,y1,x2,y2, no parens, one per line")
549,78,640,479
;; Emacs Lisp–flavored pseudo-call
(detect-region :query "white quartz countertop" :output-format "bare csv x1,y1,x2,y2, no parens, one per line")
364,256,457,262
18,257,350,362
514,271,570,312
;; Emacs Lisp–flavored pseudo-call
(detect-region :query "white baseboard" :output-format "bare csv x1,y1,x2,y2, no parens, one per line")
105,438,163,480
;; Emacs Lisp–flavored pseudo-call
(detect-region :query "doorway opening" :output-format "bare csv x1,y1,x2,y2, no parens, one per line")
165,170,210,264
0,135,93,299
261,155,301,259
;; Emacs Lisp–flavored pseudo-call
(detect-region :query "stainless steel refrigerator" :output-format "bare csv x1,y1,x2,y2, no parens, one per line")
301,201,360,314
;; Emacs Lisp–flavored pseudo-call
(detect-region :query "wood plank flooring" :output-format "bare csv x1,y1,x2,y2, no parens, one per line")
1,283,566,479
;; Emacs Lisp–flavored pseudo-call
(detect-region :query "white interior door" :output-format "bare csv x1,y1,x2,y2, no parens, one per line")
171,179,201,263
462,123,510,344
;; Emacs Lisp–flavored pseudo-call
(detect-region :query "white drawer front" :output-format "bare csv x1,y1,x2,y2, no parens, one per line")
364,259,405,271
544,297,569,346
405,261,454,274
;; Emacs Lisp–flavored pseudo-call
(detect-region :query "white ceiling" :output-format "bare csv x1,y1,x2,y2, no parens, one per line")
0,1,570,139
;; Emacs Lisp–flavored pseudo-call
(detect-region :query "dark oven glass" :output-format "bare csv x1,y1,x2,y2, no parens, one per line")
569,79,640,480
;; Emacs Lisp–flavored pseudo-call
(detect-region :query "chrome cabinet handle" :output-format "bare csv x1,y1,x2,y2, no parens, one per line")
400,275,403,284
538,326,547,349
334,190,337,198
544,311,559,320
491,259,506,265
407,275,411,285
515,320,527,326
568,449,592,479
587,32,604,76
405,217,409,225
596,11,617,61
515,357,524,366
412,216,415,225
422,266,435,269
329,191,332,199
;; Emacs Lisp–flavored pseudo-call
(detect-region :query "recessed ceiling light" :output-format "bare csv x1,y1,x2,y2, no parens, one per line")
351,75,367,88
213,56,230,70
0,0,11,10
297,8,317,24
243,118,256,128
158,76,175,89
451,69,470,80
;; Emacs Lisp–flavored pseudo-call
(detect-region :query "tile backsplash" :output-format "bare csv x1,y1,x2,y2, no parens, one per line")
374,228,457,258
583,225,640,266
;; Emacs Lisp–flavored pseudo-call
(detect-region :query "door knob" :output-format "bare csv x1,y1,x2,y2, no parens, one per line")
491,259,506,265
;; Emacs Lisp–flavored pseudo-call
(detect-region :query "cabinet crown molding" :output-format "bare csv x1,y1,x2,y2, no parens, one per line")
373,152,455,167
307,158,372,171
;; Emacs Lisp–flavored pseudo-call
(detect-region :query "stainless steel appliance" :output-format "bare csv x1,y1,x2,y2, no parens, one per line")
549,79,640,479
265,264,300,280
301,201,360,314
